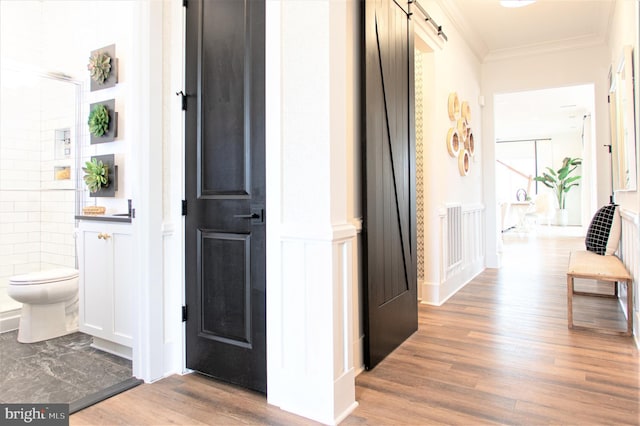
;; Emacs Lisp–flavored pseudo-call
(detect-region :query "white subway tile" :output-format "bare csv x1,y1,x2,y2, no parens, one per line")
0,212,28,223
13,263,39,275
27,252,41,264
1,254,29,266
0,233,28,245
14,222,40,233
0,265,14,277
0,223,15,233
14,242,40,254
15,201,41,212
0,202,14,212
27,212,41,222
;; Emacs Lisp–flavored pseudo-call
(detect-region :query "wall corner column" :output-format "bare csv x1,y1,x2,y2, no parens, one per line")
266,0,358,423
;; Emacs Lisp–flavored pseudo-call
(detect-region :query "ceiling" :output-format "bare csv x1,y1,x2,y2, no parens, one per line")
493,85,594,141
438,0,615,141
441,0,615,61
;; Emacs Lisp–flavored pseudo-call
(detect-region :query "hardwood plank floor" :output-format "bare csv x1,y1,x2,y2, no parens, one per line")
71,234,639,425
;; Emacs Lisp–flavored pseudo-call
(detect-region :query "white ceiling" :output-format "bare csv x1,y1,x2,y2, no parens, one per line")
442,0,615,61
494,85,594,141
438,0,614,141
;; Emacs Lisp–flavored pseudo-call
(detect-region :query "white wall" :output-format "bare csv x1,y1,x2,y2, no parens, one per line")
414,1,486,305
608,0,640,211
606,0,639,343
265,1,358,423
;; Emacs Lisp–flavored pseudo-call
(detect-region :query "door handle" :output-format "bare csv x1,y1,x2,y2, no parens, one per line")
234,213,259,219
233,207,264,223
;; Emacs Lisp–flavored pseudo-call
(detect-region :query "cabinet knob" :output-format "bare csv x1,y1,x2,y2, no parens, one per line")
97,233,111,240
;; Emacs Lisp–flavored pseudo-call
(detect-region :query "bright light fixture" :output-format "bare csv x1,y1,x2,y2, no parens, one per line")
500,0,536,7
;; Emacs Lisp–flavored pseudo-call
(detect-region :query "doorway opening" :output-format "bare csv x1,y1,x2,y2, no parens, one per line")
494,85,597,245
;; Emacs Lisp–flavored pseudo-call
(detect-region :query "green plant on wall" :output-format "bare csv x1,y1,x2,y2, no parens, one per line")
88,104,110,137
87,51,112,84
534,156,582,210
82,158,109,193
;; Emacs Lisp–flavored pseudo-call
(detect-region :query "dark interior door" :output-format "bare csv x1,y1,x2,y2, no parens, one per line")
362,0,417,369
184,0,266,393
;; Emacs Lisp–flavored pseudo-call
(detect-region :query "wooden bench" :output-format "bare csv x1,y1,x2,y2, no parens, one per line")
567,250,633,336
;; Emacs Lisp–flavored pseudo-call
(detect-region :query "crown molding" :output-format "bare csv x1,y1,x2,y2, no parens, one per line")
435,0,488,62
483,34,608,63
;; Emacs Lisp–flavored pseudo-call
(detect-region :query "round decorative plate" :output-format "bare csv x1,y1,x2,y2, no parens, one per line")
458,149,470,176
447,128,460,157
448,92,460,121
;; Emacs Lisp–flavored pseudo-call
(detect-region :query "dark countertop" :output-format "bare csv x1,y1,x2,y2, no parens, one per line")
75,214,132,223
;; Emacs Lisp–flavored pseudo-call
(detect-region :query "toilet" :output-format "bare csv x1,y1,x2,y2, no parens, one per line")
7,268,79,343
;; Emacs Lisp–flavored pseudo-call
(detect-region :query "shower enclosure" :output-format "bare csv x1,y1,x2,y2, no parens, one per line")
0,66,82,327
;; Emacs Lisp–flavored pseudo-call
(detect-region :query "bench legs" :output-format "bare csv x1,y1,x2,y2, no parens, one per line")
567,274,633,336
567,275,574,330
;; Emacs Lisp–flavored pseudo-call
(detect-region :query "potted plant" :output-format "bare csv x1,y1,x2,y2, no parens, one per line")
82,157,109,193
533,156,582,226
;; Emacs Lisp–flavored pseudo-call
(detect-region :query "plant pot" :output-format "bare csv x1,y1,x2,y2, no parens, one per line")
556,209,569,226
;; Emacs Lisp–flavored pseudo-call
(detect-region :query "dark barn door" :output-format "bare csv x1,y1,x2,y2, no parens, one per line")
362,0,417,369
184,0,266,393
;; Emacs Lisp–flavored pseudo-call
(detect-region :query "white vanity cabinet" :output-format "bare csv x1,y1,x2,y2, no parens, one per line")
76,220,134,359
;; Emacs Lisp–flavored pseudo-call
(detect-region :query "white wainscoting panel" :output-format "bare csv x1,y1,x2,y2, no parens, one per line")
268,223,358,424
421,204,485,305
619,208,639,346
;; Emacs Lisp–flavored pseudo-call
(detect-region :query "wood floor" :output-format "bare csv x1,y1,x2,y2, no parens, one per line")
71,234,639,425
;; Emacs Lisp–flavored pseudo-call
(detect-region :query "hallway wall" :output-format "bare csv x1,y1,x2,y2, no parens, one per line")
606,0,639,342
414,2,486,305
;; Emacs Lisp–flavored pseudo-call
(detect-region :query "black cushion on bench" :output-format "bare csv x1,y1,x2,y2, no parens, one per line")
585,204,620,255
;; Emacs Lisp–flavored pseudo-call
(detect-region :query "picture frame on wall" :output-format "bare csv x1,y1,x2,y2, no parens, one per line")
88,44,118,92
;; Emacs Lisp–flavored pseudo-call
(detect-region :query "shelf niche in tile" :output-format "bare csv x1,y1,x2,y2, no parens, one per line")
54,166,71,180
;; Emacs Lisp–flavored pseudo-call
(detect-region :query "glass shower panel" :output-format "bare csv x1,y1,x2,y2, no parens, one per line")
0,68,80,314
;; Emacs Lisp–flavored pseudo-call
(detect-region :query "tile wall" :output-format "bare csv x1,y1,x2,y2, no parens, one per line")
0,73,77,313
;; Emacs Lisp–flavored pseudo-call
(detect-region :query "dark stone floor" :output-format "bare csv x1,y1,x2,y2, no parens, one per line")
0,331,132,405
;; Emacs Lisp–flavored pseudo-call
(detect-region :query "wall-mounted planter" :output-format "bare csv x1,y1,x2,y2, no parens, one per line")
447,92,460,121
446,92,474,177
89,154,118,198
458,149,470,176
89,44,118,92
446,128,460,157
465,131,475,156
89,99,117,144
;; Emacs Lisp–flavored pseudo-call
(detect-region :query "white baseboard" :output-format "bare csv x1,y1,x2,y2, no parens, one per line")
0,308,21,334
91,336,133,360
420,256,485,306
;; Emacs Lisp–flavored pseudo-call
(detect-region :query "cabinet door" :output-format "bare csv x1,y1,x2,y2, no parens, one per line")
79,228,113,337
112,231,134,344
77,223,133,348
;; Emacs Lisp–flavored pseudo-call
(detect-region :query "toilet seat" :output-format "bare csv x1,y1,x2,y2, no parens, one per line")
9,268,78,285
